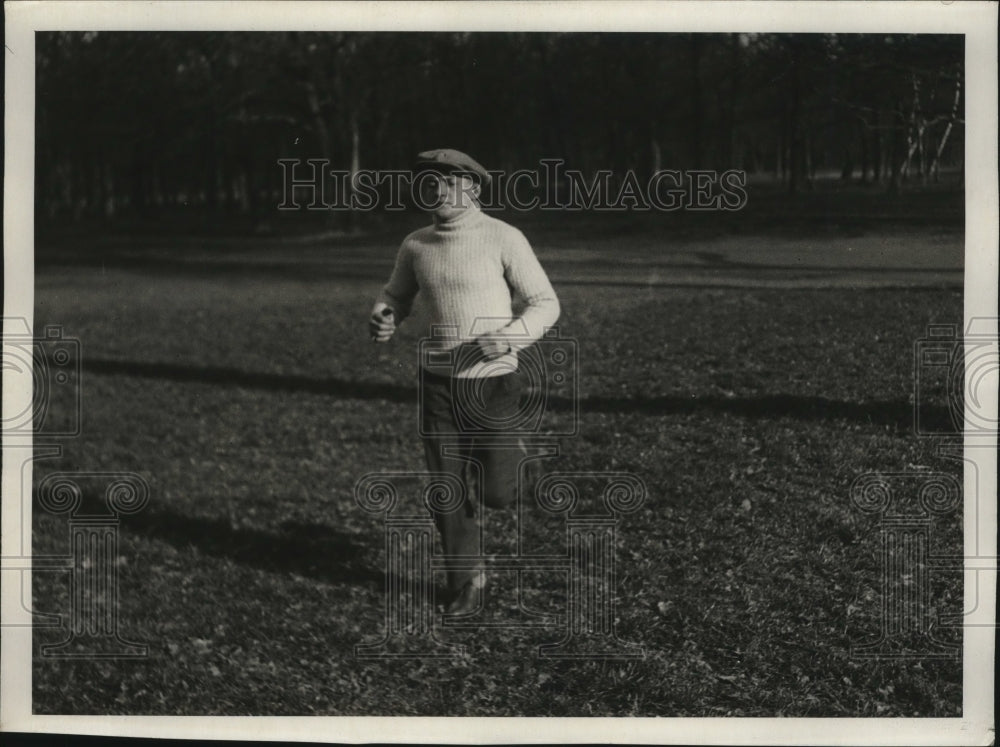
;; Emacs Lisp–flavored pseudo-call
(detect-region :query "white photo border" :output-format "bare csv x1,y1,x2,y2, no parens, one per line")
3,1,997,744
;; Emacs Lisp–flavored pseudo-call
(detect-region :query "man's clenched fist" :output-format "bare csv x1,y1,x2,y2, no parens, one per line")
369,306,395,342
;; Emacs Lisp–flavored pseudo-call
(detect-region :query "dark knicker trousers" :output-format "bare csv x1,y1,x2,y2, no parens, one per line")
420,367,528,592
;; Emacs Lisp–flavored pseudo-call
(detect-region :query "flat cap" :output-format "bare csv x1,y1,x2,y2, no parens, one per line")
415,148,491,186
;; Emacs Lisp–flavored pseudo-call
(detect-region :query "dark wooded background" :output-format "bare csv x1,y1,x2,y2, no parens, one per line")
35,32,963,233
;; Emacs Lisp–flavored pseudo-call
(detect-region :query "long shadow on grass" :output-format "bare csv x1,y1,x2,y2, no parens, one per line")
124,507,383,587
84,356,948,429
36,253,962,288
84,358,414,403
576,393,948,431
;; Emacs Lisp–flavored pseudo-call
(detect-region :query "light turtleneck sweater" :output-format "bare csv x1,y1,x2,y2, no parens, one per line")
377,206,560,378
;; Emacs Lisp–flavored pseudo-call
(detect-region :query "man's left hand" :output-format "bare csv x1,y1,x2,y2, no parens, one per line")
476,331,512,360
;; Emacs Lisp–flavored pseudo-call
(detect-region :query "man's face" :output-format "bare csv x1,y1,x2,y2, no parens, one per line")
418,172,480,220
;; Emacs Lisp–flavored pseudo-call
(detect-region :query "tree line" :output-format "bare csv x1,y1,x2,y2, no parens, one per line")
35,32,964,228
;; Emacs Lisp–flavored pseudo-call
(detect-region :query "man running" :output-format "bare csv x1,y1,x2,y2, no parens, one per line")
369,148,560,615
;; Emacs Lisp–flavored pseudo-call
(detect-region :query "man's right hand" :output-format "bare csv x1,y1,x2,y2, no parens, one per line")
369,306,396,342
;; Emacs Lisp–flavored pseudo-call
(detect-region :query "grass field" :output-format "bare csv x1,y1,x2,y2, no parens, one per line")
29,188,966,716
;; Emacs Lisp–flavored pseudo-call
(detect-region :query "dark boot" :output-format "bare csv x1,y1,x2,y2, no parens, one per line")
445,576,487,616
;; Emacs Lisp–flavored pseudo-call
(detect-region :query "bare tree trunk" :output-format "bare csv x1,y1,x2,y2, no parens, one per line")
788,119,802,193
727,34,741,170
872,121,882,184
102,161,116,219
787,42,804,194
888,101,904,194
348,110,361,234
83,155,96,216
93,162,104,219
689,34,704,169
900,75,923,184
774,136,782,182
304,78,335,226
71,157,84,221
917,122,927,184
858,121,870,183
805,131,815,185
929,75,961,182
841,142,854,181
902,135,918,182
244,157,258,215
